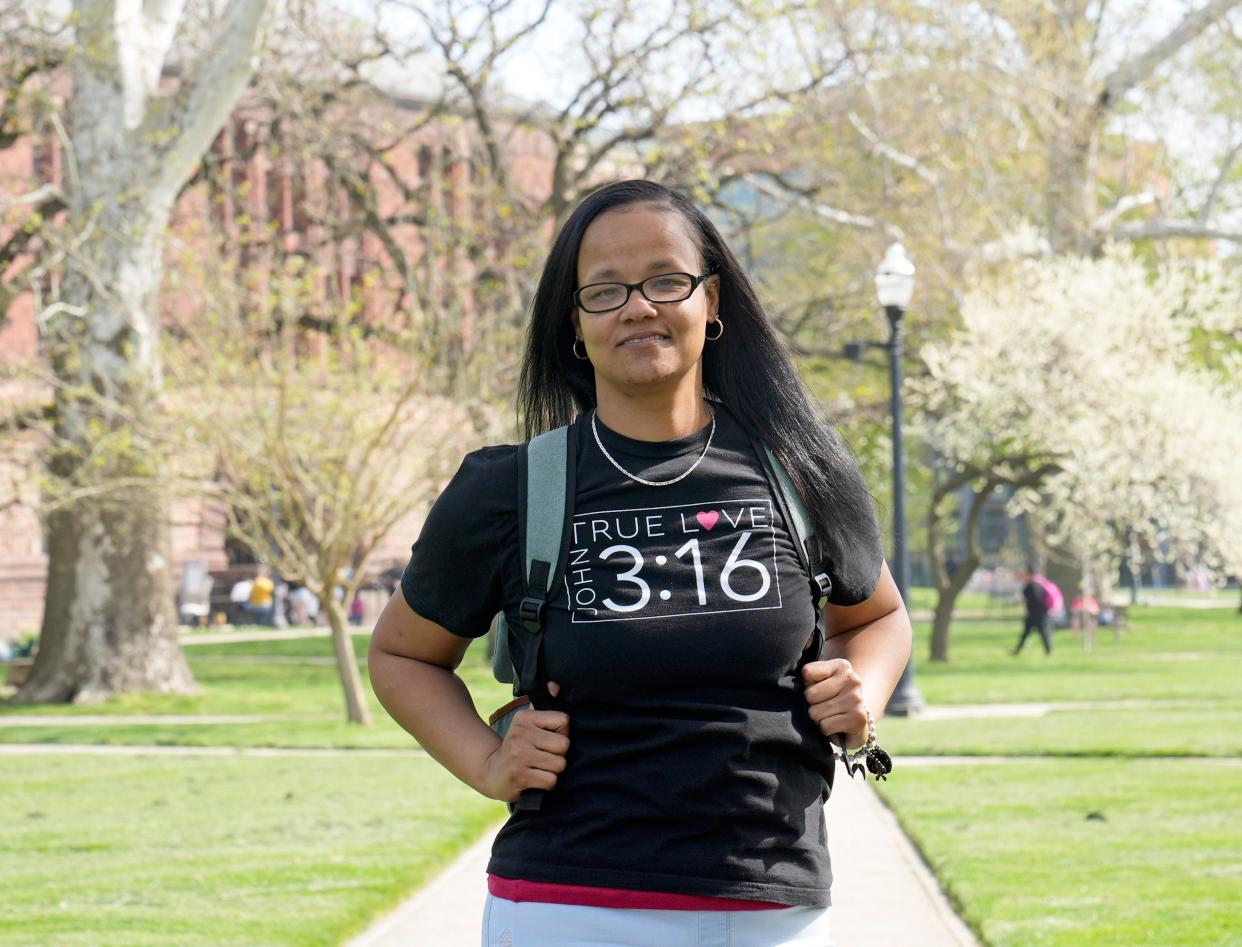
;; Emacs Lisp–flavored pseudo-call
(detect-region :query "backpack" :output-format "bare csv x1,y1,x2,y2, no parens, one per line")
488,416,834,811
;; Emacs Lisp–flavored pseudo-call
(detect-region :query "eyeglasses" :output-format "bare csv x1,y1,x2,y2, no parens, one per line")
573,272,714,314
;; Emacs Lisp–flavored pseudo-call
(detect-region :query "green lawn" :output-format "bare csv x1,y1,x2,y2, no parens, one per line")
877,759,1242,947
0,754,505,946
0,633,511,946
0,632,513,748
877,601,1242,946
2,602,1239,946
904,605,1240,705
883,701,1242,758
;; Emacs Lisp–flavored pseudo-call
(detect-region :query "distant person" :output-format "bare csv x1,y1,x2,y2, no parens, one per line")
349,593,366,626
1013,569,1053,655
273,577,289,629
1071,593,1102,648
1070,594,1100,625
242,565,275,625
288,584,320,626
1033,572,1066,628
229,577,253,625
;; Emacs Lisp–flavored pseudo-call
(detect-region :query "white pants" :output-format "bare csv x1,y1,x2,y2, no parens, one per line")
482,894,834,947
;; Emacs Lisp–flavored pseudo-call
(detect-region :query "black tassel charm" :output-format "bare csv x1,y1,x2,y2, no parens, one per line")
835,709,894,782
865,744,893,781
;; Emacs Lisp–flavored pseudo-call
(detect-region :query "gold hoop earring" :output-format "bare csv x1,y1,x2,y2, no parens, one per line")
705,317,724,341
572,338,589,360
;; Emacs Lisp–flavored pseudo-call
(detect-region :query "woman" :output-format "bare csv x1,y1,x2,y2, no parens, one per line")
369,180,912,946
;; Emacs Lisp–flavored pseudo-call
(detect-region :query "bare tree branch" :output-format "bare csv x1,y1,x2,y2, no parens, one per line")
1092,190,1158,232
147,0,269,199
742,171,906,240
846,110,941,188
1198,138,1242,222
1113,219,1242,242
1099,0,1242,110
0,182,66,212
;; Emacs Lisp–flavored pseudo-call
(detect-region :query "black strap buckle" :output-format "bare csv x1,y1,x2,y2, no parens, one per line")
813,572,832,607
519,595,545,631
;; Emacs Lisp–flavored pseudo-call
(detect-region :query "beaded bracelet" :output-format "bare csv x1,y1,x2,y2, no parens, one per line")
840,708,893,781
845,709,878,761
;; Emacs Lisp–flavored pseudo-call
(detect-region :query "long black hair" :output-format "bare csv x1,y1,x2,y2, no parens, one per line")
517,179,880,580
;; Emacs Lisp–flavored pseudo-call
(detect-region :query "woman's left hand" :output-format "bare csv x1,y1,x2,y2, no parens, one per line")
801,658,869,748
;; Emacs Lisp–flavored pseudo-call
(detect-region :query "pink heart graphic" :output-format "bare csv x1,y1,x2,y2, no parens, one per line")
695,510,719,531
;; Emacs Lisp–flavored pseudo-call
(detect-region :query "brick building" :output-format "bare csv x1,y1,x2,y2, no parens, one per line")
0,83,556,638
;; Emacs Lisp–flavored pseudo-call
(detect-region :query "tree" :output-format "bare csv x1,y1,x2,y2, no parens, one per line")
412,0,867,219
258,0,890,402
794,0,1242,260
733,1,1242,631
915,245,1242,660
0,3,67,328
163,247,484,723
15,0,271,703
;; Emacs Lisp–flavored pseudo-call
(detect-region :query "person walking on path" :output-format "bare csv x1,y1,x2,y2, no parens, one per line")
1013,569,1054,656
368,180,912,946
1033,572,1065,627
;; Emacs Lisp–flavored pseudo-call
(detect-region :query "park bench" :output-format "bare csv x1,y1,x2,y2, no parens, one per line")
204,564,262,625
4,658,32,687
1071,602,1129,649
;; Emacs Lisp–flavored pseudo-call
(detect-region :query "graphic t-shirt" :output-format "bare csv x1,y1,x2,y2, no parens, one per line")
401,403,883,907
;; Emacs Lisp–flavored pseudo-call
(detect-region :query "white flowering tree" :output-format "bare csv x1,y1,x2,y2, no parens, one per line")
915,246,1242,660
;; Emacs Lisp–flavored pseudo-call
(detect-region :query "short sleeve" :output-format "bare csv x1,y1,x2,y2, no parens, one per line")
400,445,520,637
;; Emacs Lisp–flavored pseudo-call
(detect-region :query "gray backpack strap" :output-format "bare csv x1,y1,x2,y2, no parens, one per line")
491,615,516,684
524,426,570,606
492,424,572,815
763,446,832,612
491,425,570,685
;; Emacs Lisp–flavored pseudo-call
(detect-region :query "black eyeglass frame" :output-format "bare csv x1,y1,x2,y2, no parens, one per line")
573,271,715,314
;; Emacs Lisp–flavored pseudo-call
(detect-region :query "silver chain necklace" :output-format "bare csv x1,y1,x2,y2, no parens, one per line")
591,406,716,487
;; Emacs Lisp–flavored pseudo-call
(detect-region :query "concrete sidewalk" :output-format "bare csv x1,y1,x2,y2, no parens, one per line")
347,774,978,946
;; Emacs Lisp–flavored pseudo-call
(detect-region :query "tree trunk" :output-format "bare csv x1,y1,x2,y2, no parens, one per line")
928,588,953,663
16,0,268,703
929,551,980,663
927,474,999,661
20,470,192,702
927,484,953,662
19,205,194,702
1046,118,1098,256
324,595,372,725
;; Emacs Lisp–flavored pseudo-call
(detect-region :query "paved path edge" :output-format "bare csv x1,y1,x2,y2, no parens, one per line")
863,781,980,946
346,821,503,947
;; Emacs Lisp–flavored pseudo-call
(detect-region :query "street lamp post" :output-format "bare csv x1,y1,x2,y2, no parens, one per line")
874,243,925,716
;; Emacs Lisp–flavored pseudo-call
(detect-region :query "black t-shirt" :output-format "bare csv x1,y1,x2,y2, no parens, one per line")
401,403,883,907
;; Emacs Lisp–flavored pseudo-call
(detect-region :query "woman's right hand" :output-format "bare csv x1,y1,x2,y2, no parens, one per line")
481,682,570,802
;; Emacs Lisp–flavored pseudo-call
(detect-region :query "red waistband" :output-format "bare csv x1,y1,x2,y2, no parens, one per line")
487,874,789,911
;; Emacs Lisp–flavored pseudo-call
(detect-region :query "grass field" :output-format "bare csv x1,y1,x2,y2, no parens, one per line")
1,754,503,946
876,601,1242,946
879,759,1241,947
904,605,1239,704
0,632,513,750
1,631,510,946
2,599,1240,945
